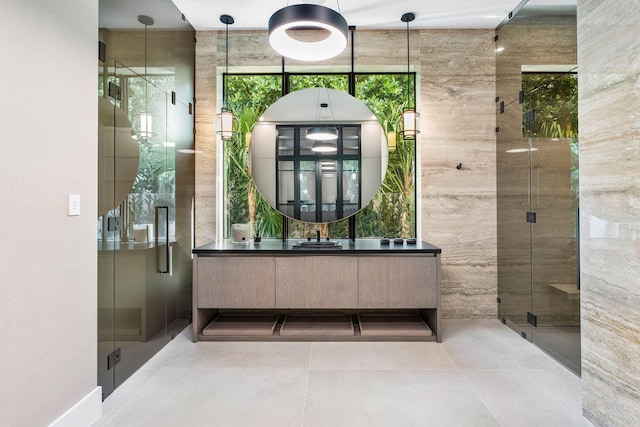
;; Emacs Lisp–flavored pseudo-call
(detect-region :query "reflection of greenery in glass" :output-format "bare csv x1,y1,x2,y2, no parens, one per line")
126,76,176,234
128,76,176,193
522,73,578,139
224,73,417,239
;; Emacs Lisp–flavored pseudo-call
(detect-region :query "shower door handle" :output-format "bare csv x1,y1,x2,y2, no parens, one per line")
154,206,170,274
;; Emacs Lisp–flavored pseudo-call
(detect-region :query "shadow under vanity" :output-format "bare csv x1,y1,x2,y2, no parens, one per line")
192,239,441,342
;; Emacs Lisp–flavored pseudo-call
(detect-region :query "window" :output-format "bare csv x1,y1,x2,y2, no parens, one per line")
224,72,417,239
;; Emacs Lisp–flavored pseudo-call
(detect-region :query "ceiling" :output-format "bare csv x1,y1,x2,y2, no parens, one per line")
99,0,576,31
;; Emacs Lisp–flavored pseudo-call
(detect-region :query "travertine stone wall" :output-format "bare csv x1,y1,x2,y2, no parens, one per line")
420,30,498,318
195,29,497,318
578,0,640,425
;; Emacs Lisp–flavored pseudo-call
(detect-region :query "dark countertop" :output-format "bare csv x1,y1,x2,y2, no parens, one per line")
193,238,441,255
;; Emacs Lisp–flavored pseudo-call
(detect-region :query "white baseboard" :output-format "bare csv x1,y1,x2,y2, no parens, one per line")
48,387,102,427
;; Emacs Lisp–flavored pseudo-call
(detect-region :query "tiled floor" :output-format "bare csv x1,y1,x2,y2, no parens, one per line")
94,319,593,427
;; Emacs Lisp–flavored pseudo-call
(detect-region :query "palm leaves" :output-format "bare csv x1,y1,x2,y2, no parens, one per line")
225,105,282,238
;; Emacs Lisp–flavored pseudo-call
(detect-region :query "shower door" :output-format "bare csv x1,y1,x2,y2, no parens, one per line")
498,71,580,375
98,61,176,399
530,136,581,373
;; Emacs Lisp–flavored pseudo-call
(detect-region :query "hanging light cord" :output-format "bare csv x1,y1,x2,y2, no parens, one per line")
224,21,229,108
406,17,410,105
225,21,229,75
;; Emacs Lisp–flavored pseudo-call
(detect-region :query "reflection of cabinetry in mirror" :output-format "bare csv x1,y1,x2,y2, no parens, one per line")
276,124,361,223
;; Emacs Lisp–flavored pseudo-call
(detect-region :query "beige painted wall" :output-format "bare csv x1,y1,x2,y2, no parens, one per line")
0,1,99,426
194,28,497,318
578,0,640,425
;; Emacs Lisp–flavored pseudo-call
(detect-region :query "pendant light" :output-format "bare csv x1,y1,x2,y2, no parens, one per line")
216,14,238,141
308,99,338,152
268,3,348,61
400,12,419,140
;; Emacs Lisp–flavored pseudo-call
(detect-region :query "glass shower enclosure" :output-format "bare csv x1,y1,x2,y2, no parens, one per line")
97,6,195,398
497,70,581,374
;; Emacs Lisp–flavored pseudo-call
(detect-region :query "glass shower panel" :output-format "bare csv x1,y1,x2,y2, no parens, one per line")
97,56,117,400
98,0,195,400
497,104,534,340
113,70,173,390
170,99,195,321
522,71,580,374
530,137,581,373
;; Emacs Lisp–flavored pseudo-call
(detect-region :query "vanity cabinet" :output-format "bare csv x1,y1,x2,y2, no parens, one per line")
196,256,276,308
192,239,441,342
276,256,358,308
358,256,438,308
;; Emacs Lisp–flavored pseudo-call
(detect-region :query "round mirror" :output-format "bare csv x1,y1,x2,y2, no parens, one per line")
249,88,388,223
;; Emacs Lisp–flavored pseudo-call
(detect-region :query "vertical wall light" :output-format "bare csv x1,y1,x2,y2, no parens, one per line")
216,14,238,141
399,12,419,140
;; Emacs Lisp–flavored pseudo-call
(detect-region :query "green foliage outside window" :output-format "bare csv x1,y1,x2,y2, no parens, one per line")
522,72,579,230
522,73,578,139
290,74,349,92
224,72,416,239
225,75,283,238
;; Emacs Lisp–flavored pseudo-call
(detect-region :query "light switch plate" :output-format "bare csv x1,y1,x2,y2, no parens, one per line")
68,194,81,216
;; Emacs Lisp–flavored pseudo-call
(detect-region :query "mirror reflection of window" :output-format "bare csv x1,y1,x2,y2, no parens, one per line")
274,124,361,223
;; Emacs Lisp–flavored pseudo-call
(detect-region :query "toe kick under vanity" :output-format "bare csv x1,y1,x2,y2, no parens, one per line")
192,239,441,342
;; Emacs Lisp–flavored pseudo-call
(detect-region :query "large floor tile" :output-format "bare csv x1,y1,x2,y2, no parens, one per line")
462,368,592,427
103,369,308,427
302,370,499,427
441,321,561,370
93,320,587,427
94,368,158,427
441,318,521,342
309,341,456,371
162,341,313,370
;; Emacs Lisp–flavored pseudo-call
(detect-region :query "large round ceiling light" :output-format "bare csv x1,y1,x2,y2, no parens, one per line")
268,4,348,61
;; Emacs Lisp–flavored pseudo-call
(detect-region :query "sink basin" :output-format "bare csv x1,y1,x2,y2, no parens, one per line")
292,240,342,249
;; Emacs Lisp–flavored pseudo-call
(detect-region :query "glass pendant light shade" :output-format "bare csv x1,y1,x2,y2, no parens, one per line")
137,112,154,139
268,4,348,61
400,107,420,140
216,107,237,141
